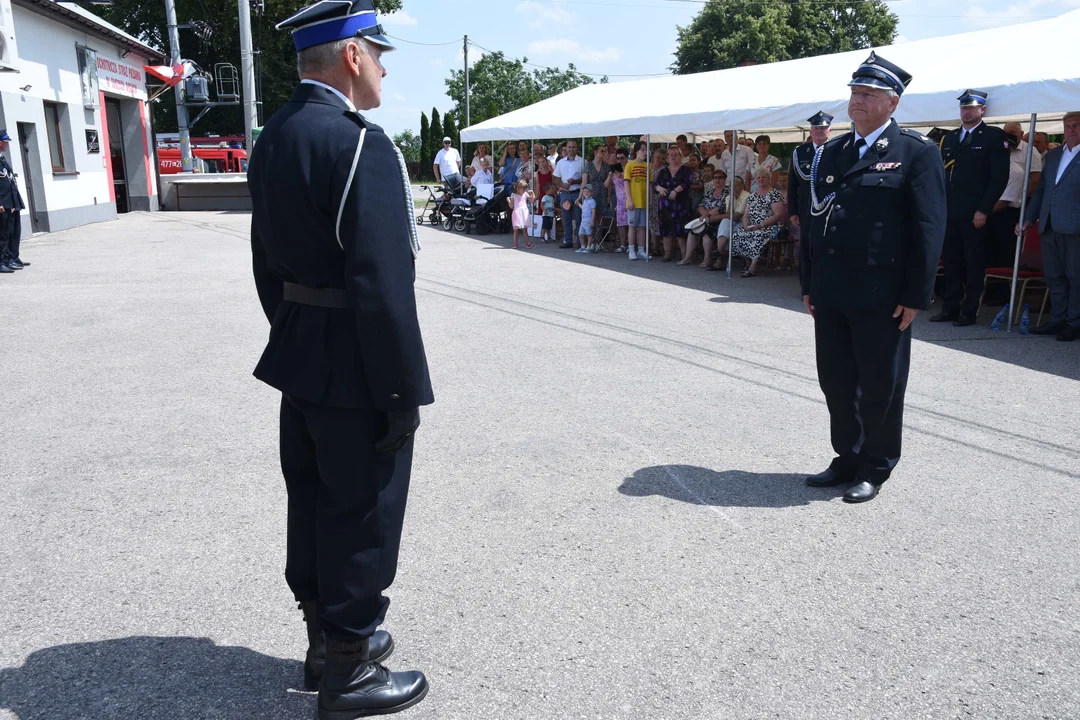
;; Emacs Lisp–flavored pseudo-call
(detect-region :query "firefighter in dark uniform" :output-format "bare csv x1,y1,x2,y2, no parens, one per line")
800,53,946,503
930,90,1010,326
247,1,432,716
787,111,833,232
0,129,28,273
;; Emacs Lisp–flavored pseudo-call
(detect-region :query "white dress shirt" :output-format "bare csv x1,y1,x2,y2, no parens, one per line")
852,120,892,158
1055,143,1080,185
300,79,356,111
554,155,585,191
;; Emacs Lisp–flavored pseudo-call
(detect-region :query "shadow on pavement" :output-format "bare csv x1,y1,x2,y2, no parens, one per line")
618,465,838,508
0,636,311,720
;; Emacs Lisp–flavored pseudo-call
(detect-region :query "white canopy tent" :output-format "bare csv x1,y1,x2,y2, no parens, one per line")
462,10,1080,141
461,10,1079,331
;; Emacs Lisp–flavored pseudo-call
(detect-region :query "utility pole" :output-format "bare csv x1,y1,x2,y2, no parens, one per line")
165,0,193,172
463,34,469,128
238,0,259,150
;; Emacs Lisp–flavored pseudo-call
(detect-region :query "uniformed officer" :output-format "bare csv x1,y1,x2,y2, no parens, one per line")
0,129,28,273
930,90,1010,326
787,111,833,235
247,0,432,716
800,52,946,503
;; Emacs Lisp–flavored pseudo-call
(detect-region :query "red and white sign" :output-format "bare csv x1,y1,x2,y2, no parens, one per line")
97,55,147,99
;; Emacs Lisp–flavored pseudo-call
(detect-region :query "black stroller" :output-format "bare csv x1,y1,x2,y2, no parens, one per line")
416,184,452,227
461,184,511,235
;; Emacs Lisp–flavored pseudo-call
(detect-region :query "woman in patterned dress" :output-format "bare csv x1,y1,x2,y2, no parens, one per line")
730,167,786,277
606,146,630,251
584,144,610,227
654,146,695,262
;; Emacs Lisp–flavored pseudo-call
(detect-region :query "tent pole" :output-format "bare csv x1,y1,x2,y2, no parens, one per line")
646,134,651,262
530,137,535,237
1007,112,1038,332
727,129,736,279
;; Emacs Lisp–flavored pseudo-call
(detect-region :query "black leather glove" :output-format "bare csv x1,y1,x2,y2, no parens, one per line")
374,408,420,455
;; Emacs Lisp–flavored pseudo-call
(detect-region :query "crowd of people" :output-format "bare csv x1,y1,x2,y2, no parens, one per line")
435,109,1077,337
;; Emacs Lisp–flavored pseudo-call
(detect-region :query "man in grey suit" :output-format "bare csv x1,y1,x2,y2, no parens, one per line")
1020,111,1080,341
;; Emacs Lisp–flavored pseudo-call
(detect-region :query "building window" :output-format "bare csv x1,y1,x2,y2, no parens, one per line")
44,102,66,172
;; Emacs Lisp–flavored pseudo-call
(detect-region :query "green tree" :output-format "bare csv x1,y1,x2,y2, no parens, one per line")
97,0,404,135
442,112,458,150
419,111,431,178
445,51,601,127
393,129,421,164
672,0,897,75
429,107,443,163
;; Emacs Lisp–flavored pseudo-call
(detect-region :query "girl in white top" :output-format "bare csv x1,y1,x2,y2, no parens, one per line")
749,134,782,193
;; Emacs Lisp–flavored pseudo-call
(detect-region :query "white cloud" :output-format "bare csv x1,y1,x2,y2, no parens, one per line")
893,34,908,44
430,58,444,66
527,39,621,63
962,0,1080,28
515,0,574,29
381,10,418,26
392,91,407,102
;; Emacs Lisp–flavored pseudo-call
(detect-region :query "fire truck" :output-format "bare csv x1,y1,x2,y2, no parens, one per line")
157,146,248,175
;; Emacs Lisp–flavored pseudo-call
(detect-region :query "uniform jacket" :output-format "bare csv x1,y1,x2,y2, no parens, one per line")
787,141,817,222
939,122,1010,220
1024,145,1080,235
799,120,947,311
248,82,433,412
0,155,26,211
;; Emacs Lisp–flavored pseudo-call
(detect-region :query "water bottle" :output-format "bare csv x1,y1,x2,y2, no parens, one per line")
1019,305,1030,335
990,303,1010,331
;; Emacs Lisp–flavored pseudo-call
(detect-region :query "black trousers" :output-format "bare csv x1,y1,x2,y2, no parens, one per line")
0,210,16,263
942,218,990,316
988,207,1021,269
279,394,414,641
814,306,912,483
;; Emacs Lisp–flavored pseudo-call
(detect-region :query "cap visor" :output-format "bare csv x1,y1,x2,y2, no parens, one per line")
848,77,895,91
363,32,395,50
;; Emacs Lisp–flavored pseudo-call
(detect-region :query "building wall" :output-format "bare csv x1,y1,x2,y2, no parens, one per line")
0,2,158,237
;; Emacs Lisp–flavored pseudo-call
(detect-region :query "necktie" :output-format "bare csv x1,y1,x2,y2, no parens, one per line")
842,138,866,173
960,130,971,148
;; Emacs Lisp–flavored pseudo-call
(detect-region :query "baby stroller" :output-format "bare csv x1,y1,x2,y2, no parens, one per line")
416,184,451,226
441,185,477,231
462,184,511,235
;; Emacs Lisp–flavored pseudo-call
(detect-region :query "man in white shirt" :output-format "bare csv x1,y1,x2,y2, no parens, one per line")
553,140,586,248
706,139,727,171
719,130,754,185
433,137,463,191
1032,131,1050,160
1003,121,1042,191
988,132,1029,274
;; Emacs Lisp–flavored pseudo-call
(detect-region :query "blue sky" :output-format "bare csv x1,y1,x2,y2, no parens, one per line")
363,0,1080,137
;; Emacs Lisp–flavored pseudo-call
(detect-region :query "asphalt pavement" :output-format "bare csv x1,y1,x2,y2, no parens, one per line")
1,212,1078,720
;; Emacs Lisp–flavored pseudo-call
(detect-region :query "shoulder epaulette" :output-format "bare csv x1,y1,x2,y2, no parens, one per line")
900,128,933,144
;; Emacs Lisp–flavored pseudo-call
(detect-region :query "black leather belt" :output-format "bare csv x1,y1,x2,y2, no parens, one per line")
283,282,351,309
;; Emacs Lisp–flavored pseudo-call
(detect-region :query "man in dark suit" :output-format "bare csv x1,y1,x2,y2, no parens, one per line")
1019,110,1080,341
800,52,946,504
930,90,1010,326
787,111,833,233
0,130,28,273
247,1,432,716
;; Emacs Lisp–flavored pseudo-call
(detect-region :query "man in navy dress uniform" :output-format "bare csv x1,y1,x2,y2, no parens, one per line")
930,90,1010,326
787,111,833,234
0,129,28,273
799,53,946,503
247,1,432,715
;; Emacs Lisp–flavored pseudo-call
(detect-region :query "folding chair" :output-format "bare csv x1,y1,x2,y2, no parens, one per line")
977,226,1049,325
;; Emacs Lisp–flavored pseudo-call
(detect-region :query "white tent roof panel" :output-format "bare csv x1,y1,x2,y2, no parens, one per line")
462,10,1080,142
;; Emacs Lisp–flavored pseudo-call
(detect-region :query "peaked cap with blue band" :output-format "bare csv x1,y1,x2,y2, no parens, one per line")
847,51,912,96
957,89,988,107
276,0,395,53
807,111,834,127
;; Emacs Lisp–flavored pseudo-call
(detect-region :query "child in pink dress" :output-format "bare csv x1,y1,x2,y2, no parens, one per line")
508,180,535,249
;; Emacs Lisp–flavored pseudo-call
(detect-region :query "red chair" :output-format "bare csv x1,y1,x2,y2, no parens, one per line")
978,226,1048,325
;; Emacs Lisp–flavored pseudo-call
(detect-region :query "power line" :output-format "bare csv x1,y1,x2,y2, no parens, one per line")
465,38,670,78
385,33,459,47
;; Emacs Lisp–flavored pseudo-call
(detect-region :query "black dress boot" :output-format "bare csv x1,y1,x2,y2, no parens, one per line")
318,639,428,719
301,602,395,691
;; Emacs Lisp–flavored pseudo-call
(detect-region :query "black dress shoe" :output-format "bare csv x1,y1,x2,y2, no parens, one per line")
929,310,959,322
1031,322,1066,336
1056,326,1080,342
8,260,23,269
318,639,428,719
952,315,976,327
559,243,574,249
14,259,29,266
0,264,13,274
842,481,880,503
301,602,394,691
806,467,854,487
